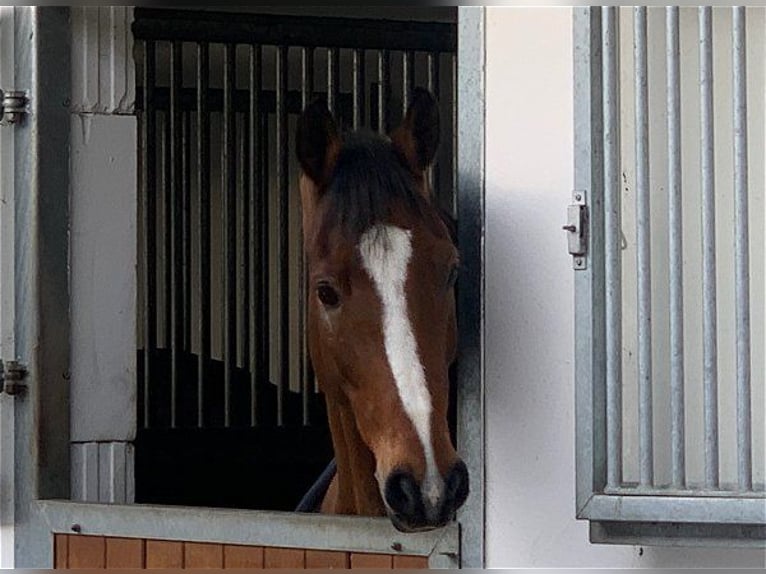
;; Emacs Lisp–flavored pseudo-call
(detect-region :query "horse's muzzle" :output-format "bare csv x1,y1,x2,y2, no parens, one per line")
383,460,469,532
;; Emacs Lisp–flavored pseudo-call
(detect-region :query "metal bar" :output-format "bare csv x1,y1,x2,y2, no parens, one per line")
183,108,192,355
240,108,249,377
633,6,653,488
352,49,365,129
455,8,485,568
327,47,339,116
169,40,183,429
277,45,289,426
162,113,171,354
580,493,766,525
196,42,210,428
451,53,457,217
248,45,262,427
38,500,458,558
602,6,622,489
301,47,314,426
402,50,415,115
574,5,606,514
132,9,457,53
699,6,719,489
666,6,685,489
142,40,157,429
732,5,752,492
12,8,72,565
377,50,390,134
223,43,237,427
427,52,441,203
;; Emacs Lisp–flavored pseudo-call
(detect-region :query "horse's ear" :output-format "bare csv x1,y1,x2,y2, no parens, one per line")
295,97,341,188
391,88,440,177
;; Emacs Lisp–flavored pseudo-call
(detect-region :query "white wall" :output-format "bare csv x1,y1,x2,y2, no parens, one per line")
484,7,765,568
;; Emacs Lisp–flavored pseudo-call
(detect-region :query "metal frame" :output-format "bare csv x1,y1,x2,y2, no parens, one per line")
11,6,72,566
38,501,459,568
455,6,486,568
573,7,764,548
10,6,486,568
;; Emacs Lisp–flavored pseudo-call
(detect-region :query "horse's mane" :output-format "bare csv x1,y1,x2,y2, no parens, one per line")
317,131,451,248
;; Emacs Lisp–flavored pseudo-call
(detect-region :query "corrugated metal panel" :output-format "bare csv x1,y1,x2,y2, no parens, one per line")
71,7,135,114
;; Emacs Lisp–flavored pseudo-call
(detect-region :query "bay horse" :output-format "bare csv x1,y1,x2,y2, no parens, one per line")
294,88,469,532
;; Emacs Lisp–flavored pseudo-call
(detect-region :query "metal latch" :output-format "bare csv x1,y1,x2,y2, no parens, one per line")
0,359,28,395
0,89,29,125
563,190,587,270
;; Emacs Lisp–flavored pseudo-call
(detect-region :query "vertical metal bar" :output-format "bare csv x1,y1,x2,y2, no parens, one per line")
301,47,314,426
248,44,262,427
733,5,752,492
402,50,415,115
633,6,653,487
183,109,192,355
240,108,249,375
327,47,339,117
451,53,457,217
196,42,210,428
169,40,183,429
352,49,365,130
162,114,171,354
377,50,390,134
276,45,289,426
699,6,719,489
223,43,237,427
427,52,441,203
666,6,686,488
602,6,622,489
142,40,157,429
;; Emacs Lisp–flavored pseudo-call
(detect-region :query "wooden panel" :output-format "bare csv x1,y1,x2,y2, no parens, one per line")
393,555,429,569
224,545,264,568
184,542,224,568
54,534,69,568
264,547,306,568
145,540,184,568
350,552,394,569
106,537,145,568
68,535,106,568
305,549,349,568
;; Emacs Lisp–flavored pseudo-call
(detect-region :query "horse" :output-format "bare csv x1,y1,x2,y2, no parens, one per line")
293,88,469,532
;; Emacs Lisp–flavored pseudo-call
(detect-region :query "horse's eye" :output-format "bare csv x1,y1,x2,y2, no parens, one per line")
447,265,459,290
317,283,341,308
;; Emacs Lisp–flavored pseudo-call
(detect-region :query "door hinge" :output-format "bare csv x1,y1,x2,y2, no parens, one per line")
563,190,588,270
0,89,29,125
0,359,28,395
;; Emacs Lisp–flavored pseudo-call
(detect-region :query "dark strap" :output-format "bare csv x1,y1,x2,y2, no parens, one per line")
295,459,337,513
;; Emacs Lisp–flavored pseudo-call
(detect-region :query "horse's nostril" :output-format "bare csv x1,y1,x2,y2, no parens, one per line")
384,470,422,517
445,460,470,512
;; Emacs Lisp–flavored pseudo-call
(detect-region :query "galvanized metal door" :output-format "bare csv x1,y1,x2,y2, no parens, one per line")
574,6,765,546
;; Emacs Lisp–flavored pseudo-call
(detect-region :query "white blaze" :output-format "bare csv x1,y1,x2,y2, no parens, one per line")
358,224,442,507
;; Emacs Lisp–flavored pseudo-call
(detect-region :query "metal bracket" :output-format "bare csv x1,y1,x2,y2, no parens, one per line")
0,359,28,395
563,190,588,270
0,89,29,125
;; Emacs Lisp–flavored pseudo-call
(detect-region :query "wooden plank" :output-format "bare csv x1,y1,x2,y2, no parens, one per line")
350,552,394,569
263,547,305,568
184,542,224,568
106,537,145,568
305,549,349,568
68,535,106,568
145,540,184,568
54,534,69,569
223,545,264,568
393,555,429,569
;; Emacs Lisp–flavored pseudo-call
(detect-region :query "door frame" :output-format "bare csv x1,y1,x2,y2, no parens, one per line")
12,6,486,568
